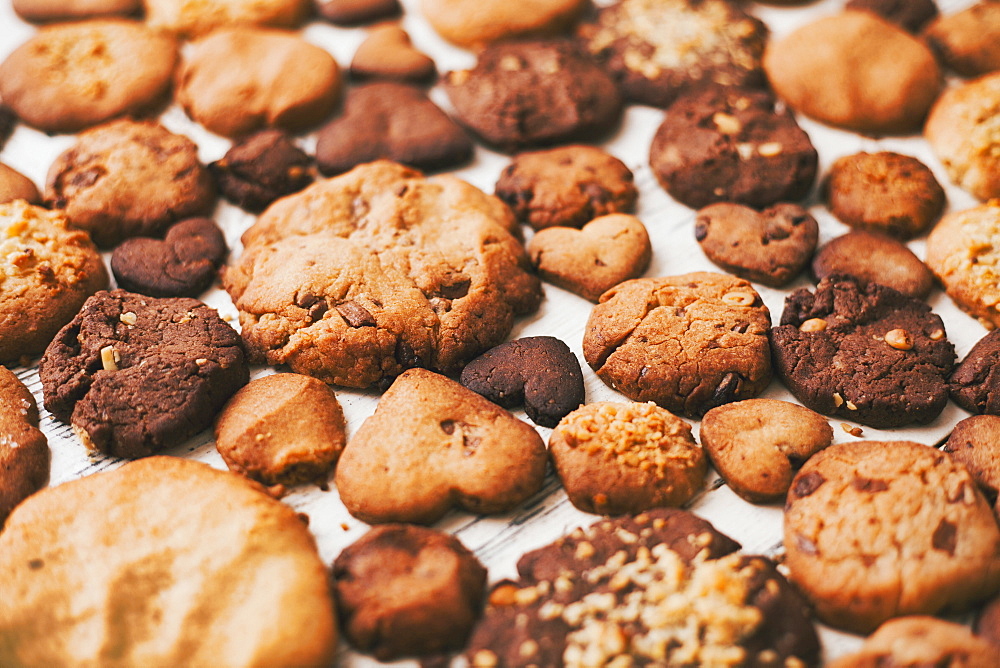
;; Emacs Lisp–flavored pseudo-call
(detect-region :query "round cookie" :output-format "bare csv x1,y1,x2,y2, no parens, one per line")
39,289,249,459
177,27,341,139
12,0,140,22
0,456,337,667
763,10,942,134
349,26,435,84
421,0,587,48
694,202,818,287
494,145,637,230
549,401,706,515
923,3,1000,78
582,272,772,418
46,119,215,248
0,201,108,363
784,440,1000,633
846,0,939,33
812,230,934,300
215,373,346,487
579,0,769,109
950,330,1000,416
318,0,400,25
145,0,310,37
649,85,818,210
942,415,1000,506
824,151,945,240
829,616,999,668
700,398,832,505
443,39,622,153
332,524,487,660
0,19,177,134
0,164,39,205
0,366,49,527
209,130,314,213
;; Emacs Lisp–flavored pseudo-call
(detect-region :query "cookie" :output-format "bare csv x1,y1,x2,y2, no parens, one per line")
315,83,471,176
845,0,939,33
215,373,346,487
145,0,310,37
977,595,1000,648
0,19,177,135
0,456,337,666
317,0,400,25
771,275,955,429
924,3,1000,78
39,289,249,459
926,201,1000,327
460,336,585,428
763,11,942,134
812,230,935,300
829,616,1000,668
349,25,435,84
579,0,769,109
549,401,706,515
209,130,313,213
0,201,108,363
443,39,622,152
694,202,818,287
334,368,548,525
494,145,637,230
467,509,820,667
950,330,1000,416
0,366,48,527
12,0,140,22
824,151,945,240
0,106,15,151
46,119,216,248
224,161,541,388
649,85,818,210
177,27,341,139
784,440,1000,633
925,72,1000,201
0,164,40,206
582,272,772,417
421,0,587,48
332,524,486,660
942,415,1000,506
700,398,832,504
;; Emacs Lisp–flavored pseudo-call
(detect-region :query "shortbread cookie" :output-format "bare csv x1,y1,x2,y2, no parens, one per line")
812,231,934,300
0,19,177,134
0,456,337,666
0,164,39,205
39,290,249,459
13,0,139,22
924,3,1000,78
177,27,341,138
0,367,48,526
579,0,768,108
951,330,1000,415
700,398,832,504
225,161,541,388
318,0,400,25
46,119,216,248
0,201,108,362
349,26,435,83
209,130,313,213
332,524,486,660
943,415,1000,506
145,0,310,37
422,0,587,48
829,616,999,668
549,401,706,515
335,369,548,524
846,0,938,32
583,273,772,417
215,373,346,487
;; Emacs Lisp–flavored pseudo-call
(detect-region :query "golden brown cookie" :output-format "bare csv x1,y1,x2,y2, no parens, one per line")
812,230,935,300
0,367,48,527
923,3,1000,78
0,456,337,667
0,164,39,205
943,415,1000,508
421,0,588,48
350,25,436,84
145,0,310,38
13,0,140,22
829,616,1000,668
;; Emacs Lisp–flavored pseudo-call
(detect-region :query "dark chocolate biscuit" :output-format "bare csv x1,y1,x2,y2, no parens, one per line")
649,85,817,210
771,275,955,429
460,336,585,428
846,0,939,33
39,289,249,458
950,329,1000,415
943,415,1000,507
316,0,399,24
812,230,935,300
0,105,15,151
209,130,313,213
443,39,622,153
332,524,487,660
316,83,472,176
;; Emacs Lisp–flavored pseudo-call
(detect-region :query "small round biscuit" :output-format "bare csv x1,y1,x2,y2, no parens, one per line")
421,0,587,48
950,330,1000,415
12,0,140,22
549,401,706,515
828,616,1000,668
812,230,934,300
0,164,39,205
0,367,49,527
923,3,1000,78
145,0,310,38
943,414,1000,507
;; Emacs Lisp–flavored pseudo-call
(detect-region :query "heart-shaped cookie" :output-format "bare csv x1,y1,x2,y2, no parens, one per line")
335,368,548,525
350,25,436,84
527,213,651,302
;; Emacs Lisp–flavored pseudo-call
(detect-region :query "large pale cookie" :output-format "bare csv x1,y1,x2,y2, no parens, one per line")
0,367,48,526
145,0,310,38
830,616,999,668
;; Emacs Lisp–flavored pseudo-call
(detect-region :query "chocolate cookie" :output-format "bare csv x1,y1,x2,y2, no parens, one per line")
950,330,1000,415
694,202,818,287
0,19,177,134
824,151,945,240
924,3,1000,78
46,119,216,248
926,202,1000,326
443,39,622,152
977,595,1000,648
649,85,818,210
315,83,471,176
784,440,1000,633
317,0,400,25
0,366,48,527
332,524,486,660
579,0,768,108
812,230,935,300
0,106,15,151
111,218,227,298
422,0,587,48
145,0,309,37
349,26,435,84
12,0,140,22
583,272,772,417
494,145,637,230
829,616,1000,668
39,289,249,459
943,415,1000,507
209,130,313,213
0,164,40,206
846,0,939,33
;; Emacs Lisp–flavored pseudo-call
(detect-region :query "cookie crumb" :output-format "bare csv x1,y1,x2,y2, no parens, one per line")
840,423,863,437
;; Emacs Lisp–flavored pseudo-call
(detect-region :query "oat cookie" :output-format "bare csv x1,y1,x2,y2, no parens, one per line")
950,330,1000,415
13,0,140,22
209,130,313,213
144,0,310,37
0,367,48,527
549,401,706,515
225,161,541,389
812,230,934,300
334,369,548,525
829,616,999,668
422,0,587,48
39,289,249,459
943,415,1000,508
0,164,39,206
350,26,435,84
583,272,772,417
0,201,108,363
846,0,938,32
318,0,400,25
924,3,1000,78
46,119,215,248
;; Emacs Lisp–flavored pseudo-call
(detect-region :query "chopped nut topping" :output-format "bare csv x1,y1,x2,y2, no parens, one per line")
100,345,120,371
72,424,97,451
119,311,137,326
499,55,523,71
519,640,539,658
841,423,863,437
575,541,596,560
799,318,827,332
845,400,858,411
514,586,540,606
713,112,742,135
757,142,783,157
832,392,844,408
448,69,470,86
488,584,518,607
929,329,945,341
721,291,756,306
471,649,499,668
884,328,913,350
195,358,209,366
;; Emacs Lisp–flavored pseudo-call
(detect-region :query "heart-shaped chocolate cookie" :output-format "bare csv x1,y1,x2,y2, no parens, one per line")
350,25,436,84
527,213,651,302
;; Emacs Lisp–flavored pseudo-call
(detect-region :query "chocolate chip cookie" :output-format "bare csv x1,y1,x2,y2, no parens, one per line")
209,130,313,213
812,230,935,300
0,366,48,526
